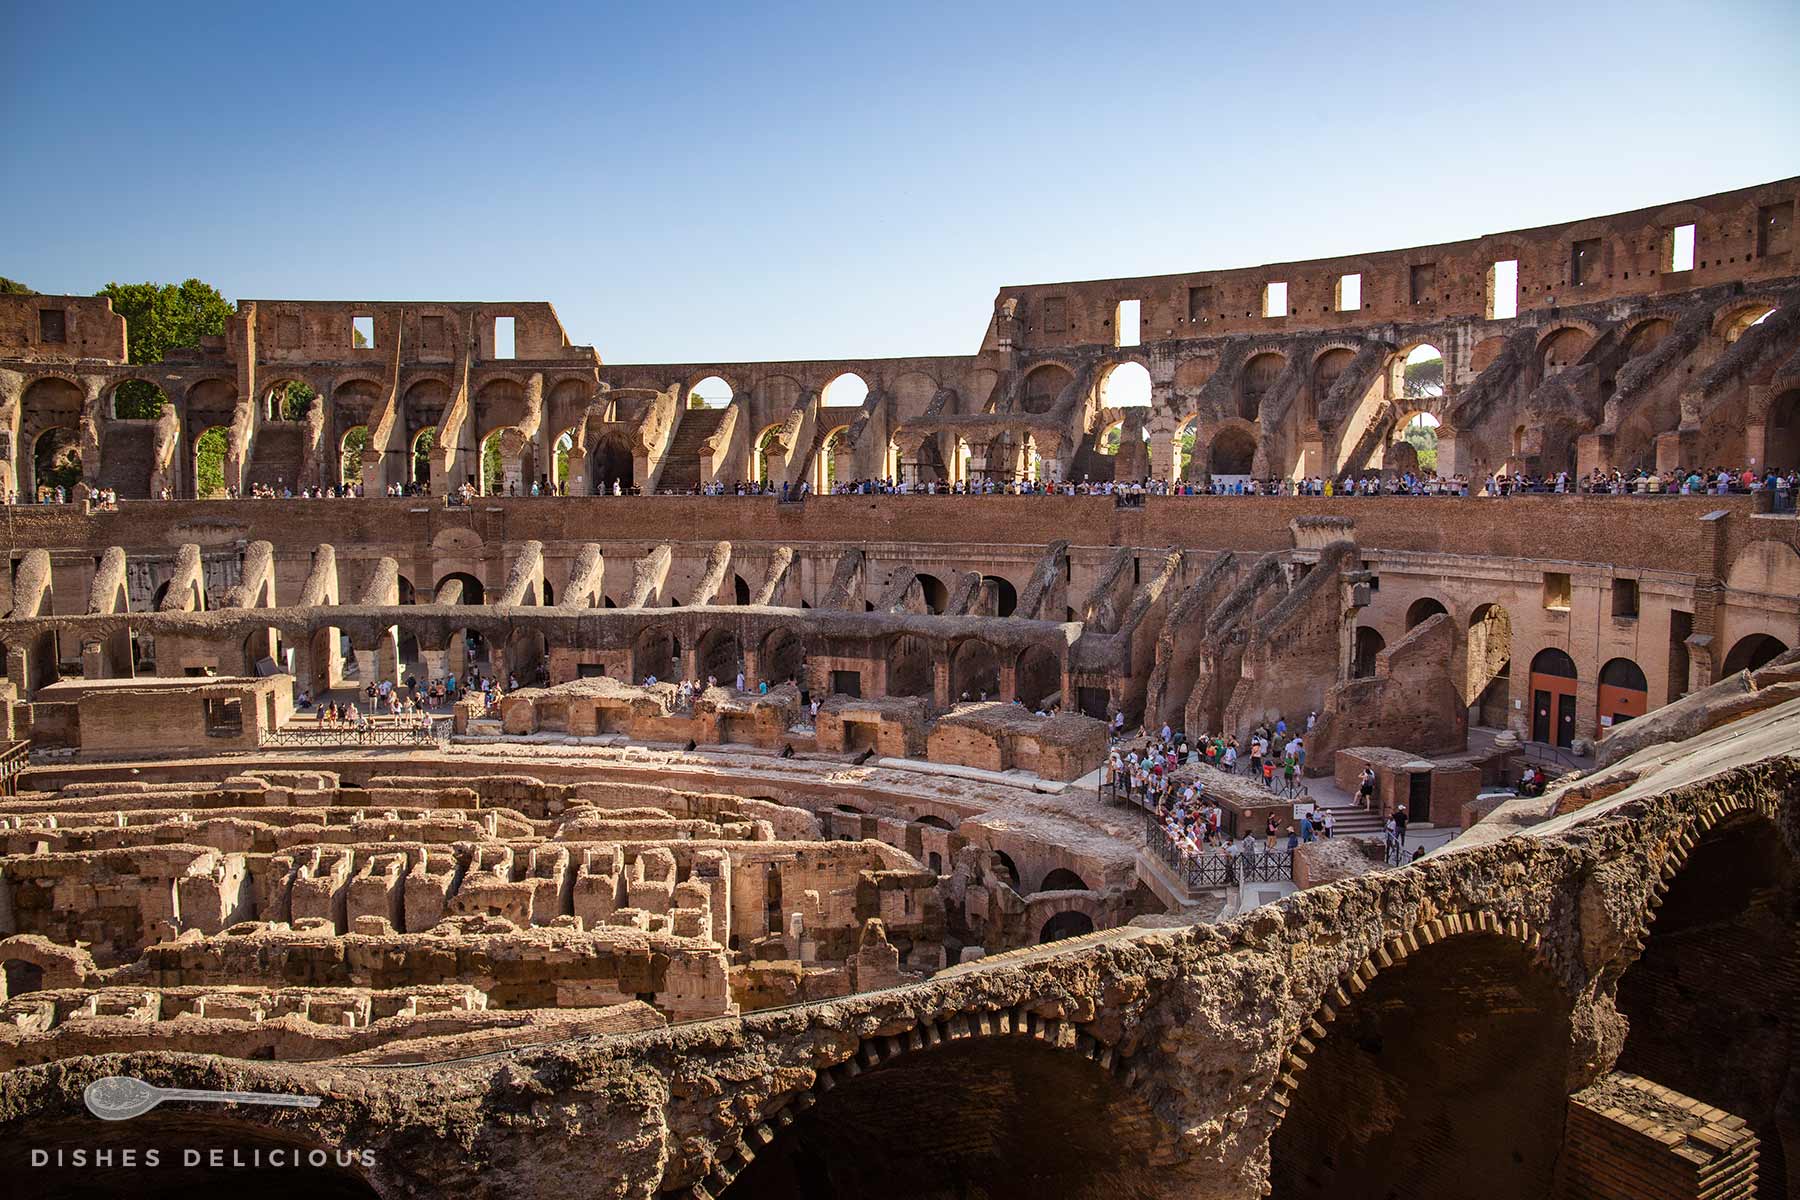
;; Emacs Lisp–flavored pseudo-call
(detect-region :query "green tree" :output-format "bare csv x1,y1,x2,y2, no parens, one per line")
341,426,369,486
194,427,229,497
1177,427,1196,476
1403,354,1444,399
97,279,235,418
1403,419,1439,473
0,276,34,295
277,381,316,420
412,427,436,483
482,431,503,493
554,432,572,488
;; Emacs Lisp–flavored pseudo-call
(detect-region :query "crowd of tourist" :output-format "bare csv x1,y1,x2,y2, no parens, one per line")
17,462,1796,506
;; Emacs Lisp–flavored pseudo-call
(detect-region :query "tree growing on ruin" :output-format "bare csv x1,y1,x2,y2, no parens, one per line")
195,427,228,497
97,280,235,419
0,276,34,295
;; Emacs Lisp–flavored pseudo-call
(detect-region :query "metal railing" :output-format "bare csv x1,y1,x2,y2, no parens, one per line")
1143,812,1293,886
261,722,446,749
0,740,30,795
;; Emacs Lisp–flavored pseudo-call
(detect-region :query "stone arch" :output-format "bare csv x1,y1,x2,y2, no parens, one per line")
433,571,485,607
590,432,635,495
1770,388,1800,473
1537,325,1593,373
750,423,784,484
1351,626,1386,679
1727,539,1800,596
820,371,868,409
1240,351,1285,421
1038,867,1089,893
1,957,44,999
1309,347,1356,424
697,627,743,683
1268,913,1571,1200
979,575,1018,618
1613,796,1796,1199
761,627,806,687
1173,354,1218,393
1466,602,1513,721
717,1017,1159,1199
31,425,82,498
1021,362,1073,414
687,374,734,409
1015,645,1060,710
950,639,1000,701
1208,424,1257,476
631,625,679,683
1621,315,1675,358
887,634,935,699
1721,632,1789,676
1039,909,1095,943
1096,359,1151,409
1715,298,1780,343
1404,596,1448,629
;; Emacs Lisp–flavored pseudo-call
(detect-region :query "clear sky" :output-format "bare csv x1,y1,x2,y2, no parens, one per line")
3,0,1796,365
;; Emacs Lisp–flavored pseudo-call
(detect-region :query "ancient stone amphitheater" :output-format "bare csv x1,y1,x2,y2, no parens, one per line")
0,179,1796,1200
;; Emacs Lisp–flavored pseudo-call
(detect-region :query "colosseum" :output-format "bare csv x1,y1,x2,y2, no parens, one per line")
0,178,1795,1200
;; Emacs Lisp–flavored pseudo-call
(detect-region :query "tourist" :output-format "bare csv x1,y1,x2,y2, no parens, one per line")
1393,803,1409,847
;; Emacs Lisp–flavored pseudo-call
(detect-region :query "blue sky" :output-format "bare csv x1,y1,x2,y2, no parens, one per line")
3,0,1796,364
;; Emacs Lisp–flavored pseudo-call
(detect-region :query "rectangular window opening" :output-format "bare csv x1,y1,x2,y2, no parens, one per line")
1570,239,1601,287
1543,572,1572,612
351,315,374,348
1487,260,1519,320
38,308,67,343
494,316,516,359
204,697,244,736
1409,263,1437,305
1114,300,1141,347
1186,285,1213,323
1668,224,1696,273
1611,577,1639,619
1335,274,1361,312
1262,282,1288,319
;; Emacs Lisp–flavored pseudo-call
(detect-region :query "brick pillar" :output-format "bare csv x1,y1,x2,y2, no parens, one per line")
1553,1071,1760,1200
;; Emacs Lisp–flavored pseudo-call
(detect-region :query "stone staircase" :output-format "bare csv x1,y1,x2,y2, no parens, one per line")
656,408,728,492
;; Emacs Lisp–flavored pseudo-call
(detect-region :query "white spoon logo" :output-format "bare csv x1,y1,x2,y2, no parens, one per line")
83,1075,323,1121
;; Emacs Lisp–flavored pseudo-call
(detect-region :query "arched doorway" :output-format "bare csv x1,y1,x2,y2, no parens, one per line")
821,372,869,409
1597,657,1649,730
1528,647,1579,747
339,425,369,489
1351,626,1386,679
1466,603,1512,726
193,425,230,498
1038,868,1089,893
951,640,1000,701
1038,910,1095,943
591,434,634,495
688,375,733,409
980,575,1018,618
723,1036,1169,1199
1768,389,1800,473
698,629,743,683
887,635,935,699
1098,361,1151,408
1721,633,1788,676
434,572,484,606
3,957,44,998
1404,597,1447,629
1209,427,1257,476
631,626,678,683
32,427,82,499
1015,645,1060,710
1269,933,1573,1199
761,628,806,689
1615,809,1797,1199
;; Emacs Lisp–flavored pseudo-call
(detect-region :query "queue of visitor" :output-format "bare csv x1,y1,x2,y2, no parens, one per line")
18,463,1796,505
